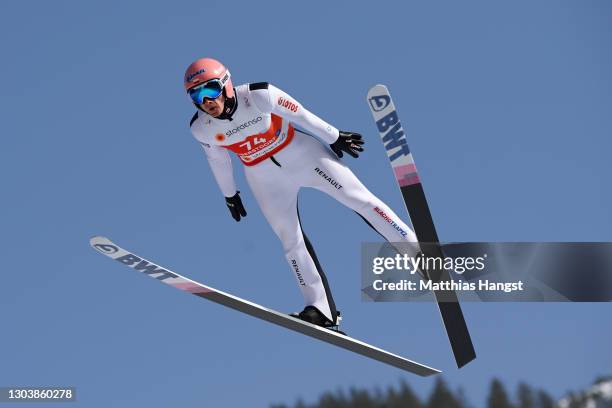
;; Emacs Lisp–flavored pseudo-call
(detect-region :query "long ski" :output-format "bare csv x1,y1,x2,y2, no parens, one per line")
90,236,440,376
367,85,476,368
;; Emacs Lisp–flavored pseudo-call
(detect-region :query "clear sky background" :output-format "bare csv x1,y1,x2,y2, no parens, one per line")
1,1,611,407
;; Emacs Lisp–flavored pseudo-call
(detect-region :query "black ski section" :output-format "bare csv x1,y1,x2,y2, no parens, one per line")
401,183,476,368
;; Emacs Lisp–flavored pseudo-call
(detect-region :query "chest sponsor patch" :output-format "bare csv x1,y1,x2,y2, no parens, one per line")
226,116,263,136
222,114,295,166
277,97,299,113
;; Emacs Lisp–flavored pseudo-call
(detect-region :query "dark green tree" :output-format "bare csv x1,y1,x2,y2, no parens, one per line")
317,390,348,408
517,382,535,408
387,379,423,408
535,389,555,408
456,386,473,408
565,391,586,408
487,378,514,408
348,387,377,408
427,377,462,408
593,375,612,385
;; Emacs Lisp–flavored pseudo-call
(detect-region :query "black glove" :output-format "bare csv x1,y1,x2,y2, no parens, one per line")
330,130,365,158
225,191,247,222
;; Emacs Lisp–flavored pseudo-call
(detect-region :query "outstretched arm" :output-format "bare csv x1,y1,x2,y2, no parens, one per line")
250,83,364,158
250,83,339,144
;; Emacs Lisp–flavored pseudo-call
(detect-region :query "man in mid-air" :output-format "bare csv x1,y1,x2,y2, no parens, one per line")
185,57,420,332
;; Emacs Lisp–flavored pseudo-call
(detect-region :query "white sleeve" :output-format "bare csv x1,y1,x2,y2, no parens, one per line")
251,84,340,144
201,143,237,198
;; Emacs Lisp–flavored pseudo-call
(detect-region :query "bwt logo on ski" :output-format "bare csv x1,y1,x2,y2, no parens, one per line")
376,110,411,162
368,94,391,112
94,243,119,254
115,253,179,281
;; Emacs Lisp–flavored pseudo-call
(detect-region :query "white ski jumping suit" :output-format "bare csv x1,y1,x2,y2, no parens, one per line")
189,82,419,323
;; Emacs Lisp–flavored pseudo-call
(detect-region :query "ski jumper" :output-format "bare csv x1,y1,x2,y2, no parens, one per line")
190,83,419,323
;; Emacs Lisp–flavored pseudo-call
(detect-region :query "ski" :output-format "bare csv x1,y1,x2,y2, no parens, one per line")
90,236,440,376
366,85,476,368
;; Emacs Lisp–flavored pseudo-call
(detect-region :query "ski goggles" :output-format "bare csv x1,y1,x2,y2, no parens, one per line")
187,71,231,104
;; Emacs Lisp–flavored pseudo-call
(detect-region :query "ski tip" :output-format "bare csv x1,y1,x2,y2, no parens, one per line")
367,84,389,96
90,235,111,247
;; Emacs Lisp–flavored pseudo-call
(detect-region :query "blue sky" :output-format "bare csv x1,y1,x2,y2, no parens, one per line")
1,1,611,407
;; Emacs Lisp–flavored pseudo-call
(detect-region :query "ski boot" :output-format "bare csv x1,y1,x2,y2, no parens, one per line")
290,306,345,335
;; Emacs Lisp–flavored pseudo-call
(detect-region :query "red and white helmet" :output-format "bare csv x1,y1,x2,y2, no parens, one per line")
183,58,235,99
